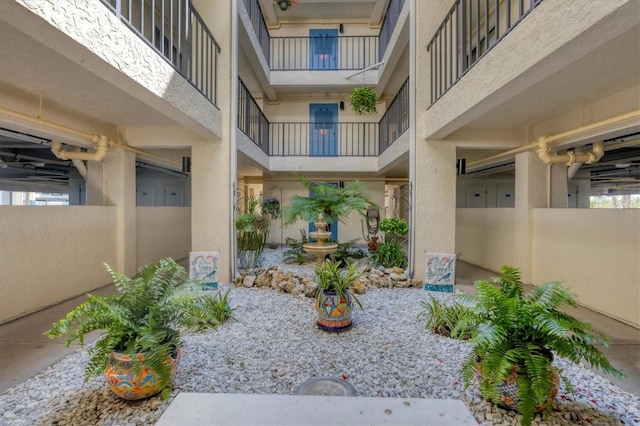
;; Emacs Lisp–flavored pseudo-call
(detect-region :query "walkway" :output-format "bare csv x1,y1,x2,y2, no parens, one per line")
0,262,638,397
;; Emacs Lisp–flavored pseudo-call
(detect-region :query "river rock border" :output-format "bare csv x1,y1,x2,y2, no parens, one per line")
234,265,423,298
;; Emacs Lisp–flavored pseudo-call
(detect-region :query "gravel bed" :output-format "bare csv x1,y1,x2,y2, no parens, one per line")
1,249,639,425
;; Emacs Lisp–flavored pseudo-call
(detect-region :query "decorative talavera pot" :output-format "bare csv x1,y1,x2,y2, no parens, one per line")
476,364,559,413
316,291,354,332
104,348,181,400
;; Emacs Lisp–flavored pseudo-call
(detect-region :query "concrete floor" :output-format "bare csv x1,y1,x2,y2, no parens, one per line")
0,262,638,397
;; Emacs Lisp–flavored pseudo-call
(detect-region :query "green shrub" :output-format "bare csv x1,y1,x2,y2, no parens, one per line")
369,239,407,268
417,294,476,339
379,217,408,236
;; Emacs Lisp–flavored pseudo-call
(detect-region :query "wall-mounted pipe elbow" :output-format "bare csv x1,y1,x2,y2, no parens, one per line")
51,135,109,162
537,138,605,166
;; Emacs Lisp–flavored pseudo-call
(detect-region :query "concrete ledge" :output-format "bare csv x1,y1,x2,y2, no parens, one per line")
156,393,478,425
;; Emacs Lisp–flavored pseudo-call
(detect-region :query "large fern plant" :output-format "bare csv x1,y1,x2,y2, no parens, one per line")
45,258,234,399
282,175,377,227
460,266,624,426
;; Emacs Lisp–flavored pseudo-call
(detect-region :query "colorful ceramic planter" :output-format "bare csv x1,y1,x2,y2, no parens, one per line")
104,349,181,400
316,291,353,331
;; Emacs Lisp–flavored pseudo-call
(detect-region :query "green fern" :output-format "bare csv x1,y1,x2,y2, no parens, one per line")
461,266,624,426
44,258,235,399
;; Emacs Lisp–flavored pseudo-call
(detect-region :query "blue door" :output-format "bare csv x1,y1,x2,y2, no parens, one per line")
310,104,338,156
309,29,338,70
309,182,339,242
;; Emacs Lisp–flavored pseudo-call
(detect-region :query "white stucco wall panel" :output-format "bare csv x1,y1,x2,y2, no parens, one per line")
136,207,191,268
455,208,516,272
532,209,640,328
14,0,221,138
0,206,117,324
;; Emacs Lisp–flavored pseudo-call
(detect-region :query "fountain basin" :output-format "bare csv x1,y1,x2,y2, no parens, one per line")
303,242,338,265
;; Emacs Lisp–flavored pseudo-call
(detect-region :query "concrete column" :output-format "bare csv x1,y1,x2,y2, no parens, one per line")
549,163,568,208
514,151,549,282
191,140,231,283
413,140,457,281
103,147,136,275
85,161,104,206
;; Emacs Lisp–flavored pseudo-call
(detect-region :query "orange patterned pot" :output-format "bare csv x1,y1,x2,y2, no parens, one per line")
104,348,181,400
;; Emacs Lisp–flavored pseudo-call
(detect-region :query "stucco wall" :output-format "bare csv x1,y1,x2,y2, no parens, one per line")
532,209,640,328
136,207,191,268
0,206,117,324
455,208,516,272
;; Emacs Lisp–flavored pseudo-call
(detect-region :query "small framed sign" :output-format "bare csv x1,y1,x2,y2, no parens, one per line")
424,252,457,293
189,251,219,289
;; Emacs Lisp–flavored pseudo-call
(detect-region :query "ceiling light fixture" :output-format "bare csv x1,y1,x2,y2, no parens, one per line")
274,0,297,11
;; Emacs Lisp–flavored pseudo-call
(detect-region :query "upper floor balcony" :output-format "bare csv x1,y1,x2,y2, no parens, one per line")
423,0,638,140
239,0,408,95
237,78,408,164
426,0,543,106
101,0,221,106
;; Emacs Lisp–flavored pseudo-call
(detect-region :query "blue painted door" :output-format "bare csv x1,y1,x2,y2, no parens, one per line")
309,29,338,70
310,103,338,156
309,182,339,242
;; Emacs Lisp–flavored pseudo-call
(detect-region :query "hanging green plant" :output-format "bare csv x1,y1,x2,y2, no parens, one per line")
348,87,377,115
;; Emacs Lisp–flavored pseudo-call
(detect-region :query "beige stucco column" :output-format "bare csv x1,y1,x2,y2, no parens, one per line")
514,150,549,281
85,161,104,206
549,162,568,208
191,141,231,283
413,140,457,281
103,147,136,276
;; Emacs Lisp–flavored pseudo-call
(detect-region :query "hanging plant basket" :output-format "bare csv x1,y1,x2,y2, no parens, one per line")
348,87,377,115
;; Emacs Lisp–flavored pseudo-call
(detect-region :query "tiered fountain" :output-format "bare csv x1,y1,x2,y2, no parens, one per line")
303,214,338,265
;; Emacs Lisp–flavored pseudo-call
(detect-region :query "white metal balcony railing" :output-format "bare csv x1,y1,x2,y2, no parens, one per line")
101,0,221,106
427,0,543,105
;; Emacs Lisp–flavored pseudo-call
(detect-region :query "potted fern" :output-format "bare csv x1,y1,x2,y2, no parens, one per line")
315,259,364,331
460,266,624,426
45,258,234,400
348,87,377,115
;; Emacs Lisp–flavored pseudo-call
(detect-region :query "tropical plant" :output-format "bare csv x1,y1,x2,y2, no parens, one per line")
315,259,364,310
369,239,408,268
282,176,378,229
236,197,271,267
349,86,377,115
44,258,234,399
417,294,476,340
283,235,314,264
328,238,367,265
460,266,624,426
379,217,409,237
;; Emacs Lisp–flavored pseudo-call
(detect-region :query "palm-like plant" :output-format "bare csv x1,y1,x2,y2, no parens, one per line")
460,266,624,426
282,176,377,228
45,258,234,399
315,259,364,309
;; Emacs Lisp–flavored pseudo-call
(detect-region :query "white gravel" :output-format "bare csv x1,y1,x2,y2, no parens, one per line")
0,248,639,425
